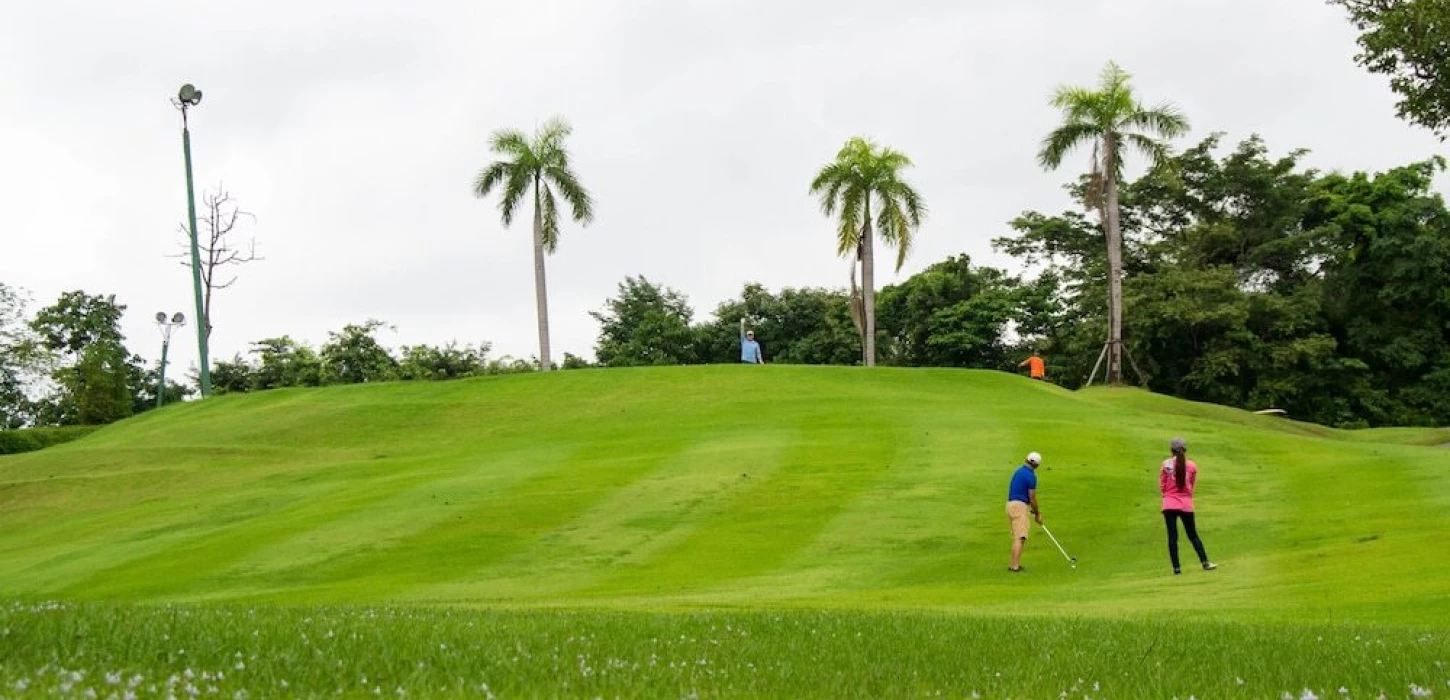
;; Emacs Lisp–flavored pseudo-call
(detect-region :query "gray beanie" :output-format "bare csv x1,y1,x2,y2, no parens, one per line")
1170,437,1187,453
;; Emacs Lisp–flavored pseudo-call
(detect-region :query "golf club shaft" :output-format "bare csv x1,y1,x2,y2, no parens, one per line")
1040,524,1075,563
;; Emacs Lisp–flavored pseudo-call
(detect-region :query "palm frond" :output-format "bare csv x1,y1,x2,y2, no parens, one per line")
473,162,511,198
1039,121,1100,170
875,195,914,272
546,165,594,224
876,146,914,173
1097,61,1132,95
498,166,533,227
536,116,573,158
489,129,531,159
809,163,850,215
1122,102,1191,139
835,185,863,257
837,136,875,163
884,178,926,228
1123,132,1172,167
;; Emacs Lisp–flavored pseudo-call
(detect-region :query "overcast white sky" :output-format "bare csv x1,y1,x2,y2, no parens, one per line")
2,0,1445,370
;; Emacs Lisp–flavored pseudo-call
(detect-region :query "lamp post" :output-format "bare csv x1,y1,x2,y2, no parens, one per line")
173,83,212,397
155,312,186,408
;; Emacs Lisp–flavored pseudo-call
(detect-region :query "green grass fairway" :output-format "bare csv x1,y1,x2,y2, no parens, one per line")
1,366,1447,696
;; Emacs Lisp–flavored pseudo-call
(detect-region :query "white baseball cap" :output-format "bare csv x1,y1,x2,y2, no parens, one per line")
1026,452,1042,466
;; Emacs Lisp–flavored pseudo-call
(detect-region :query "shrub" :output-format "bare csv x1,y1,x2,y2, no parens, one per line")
0,426,99,455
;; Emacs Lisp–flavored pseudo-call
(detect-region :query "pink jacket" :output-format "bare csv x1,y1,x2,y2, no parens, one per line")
1160,458,1198,512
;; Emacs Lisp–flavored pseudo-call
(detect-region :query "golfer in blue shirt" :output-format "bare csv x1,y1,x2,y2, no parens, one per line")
1006,451,1044,572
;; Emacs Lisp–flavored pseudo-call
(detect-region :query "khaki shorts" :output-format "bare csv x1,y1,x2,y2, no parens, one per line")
1007,501,1031,540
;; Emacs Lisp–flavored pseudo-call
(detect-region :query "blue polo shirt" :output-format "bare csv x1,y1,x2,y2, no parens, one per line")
1007,465,1037,503
741,338,762,363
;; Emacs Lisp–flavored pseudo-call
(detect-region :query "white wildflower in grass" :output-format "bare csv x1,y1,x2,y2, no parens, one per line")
1238,678,1246,686
234,660,245,671
1410,684,1433,698
1340,688,1350,695
1300,690,1319,700
12,678,28,691
83,687,98,699
1283,692,1294,700
106,671,122,684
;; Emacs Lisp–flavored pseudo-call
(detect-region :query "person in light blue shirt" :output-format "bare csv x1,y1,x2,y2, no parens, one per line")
740,319,764,364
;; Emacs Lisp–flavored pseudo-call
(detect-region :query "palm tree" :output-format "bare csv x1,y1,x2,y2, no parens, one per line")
810,137,926,366
1039,62,1188,385
474,117,594,372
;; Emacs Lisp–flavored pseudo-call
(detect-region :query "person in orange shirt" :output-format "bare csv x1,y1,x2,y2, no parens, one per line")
1019,352,1046,380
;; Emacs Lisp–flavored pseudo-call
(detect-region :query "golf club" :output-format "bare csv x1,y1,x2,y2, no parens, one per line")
1040,524,1078,569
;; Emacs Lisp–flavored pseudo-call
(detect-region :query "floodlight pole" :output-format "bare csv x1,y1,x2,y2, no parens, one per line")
158,334,171,408
155,312,185,408
176,85,212,397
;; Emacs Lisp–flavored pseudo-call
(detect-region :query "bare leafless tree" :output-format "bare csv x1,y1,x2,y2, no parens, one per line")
174,185,261,340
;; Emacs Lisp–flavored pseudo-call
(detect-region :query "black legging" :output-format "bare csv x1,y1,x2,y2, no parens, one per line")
1163,510,1209,570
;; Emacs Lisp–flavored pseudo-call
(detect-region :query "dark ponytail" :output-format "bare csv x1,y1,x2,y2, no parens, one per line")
1174,450,1187,491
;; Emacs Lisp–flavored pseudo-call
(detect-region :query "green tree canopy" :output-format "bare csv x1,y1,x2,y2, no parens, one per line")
1331,0,1450,138
320,320,398,385
591,277,699,367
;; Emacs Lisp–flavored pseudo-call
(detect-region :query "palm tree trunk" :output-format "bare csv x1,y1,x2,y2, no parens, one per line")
861,199,877,367
532,180,553,372
1103,137,1124,385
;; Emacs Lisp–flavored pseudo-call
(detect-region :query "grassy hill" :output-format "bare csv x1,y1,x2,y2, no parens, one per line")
3,365,1447,626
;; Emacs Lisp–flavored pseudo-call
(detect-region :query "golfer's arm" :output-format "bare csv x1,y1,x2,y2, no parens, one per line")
1028,489,1040,517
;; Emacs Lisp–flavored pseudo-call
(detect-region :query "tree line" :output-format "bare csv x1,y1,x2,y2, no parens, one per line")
0,291,542,428
591,130,1450,428
6,130,1450,429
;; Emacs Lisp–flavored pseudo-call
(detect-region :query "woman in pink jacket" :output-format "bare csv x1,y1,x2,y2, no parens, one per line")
1161,437,1218,575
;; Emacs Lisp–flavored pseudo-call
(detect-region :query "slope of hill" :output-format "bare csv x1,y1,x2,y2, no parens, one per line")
1,366,1446,624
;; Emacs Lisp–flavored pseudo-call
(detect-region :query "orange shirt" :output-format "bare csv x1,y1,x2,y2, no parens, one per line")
1020,356,1045,378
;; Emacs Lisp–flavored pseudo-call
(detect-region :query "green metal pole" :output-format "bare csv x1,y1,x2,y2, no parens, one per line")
157,338,170,409
182,111,213,397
